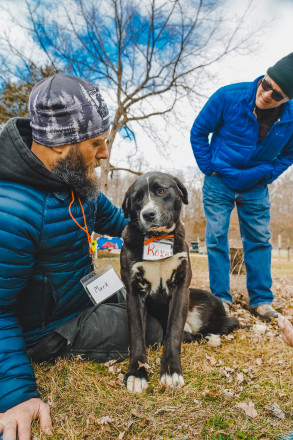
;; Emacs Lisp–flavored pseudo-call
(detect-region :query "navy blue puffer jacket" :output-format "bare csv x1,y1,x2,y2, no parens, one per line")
190,76,293,191
0,118,128,412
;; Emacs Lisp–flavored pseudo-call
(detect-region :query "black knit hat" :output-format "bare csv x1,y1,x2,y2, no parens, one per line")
267,53,293,99
29,74,110,147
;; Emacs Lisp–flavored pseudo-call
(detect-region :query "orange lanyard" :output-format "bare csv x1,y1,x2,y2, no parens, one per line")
69,191,93,255
144,234,174,246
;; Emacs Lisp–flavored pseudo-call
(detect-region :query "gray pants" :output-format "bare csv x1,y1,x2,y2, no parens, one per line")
27,301,163,363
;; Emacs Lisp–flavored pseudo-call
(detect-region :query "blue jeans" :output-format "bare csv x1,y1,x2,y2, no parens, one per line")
202,174,273,308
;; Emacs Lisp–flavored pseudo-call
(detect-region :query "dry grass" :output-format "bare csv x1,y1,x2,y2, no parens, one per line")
31,256,293,440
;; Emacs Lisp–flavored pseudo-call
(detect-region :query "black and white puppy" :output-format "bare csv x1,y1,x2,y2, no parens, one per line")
120,172,238,393
121,171,191,392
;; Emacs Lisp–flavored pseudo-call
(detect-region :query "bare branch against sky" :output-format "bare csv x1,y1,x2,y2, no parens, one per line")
0,0,264,188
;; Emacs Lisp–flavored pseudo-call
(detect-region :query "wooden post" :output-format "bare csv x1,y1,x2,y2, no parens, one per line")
278,234,282,261
287,238,291,262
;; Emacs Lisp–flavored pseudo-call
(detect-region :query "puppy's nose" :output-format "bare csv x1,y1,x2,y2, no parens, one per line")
142,209,156,222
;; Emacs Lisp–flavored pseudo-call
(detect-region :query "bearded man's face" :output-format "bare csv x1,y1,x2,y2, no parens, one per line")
51,132,109,199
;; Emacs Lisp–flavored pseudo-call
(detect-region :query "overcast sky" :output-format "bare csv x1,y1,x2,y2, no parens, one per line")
169,0,293,174
1,0,293,175
118,0,293,174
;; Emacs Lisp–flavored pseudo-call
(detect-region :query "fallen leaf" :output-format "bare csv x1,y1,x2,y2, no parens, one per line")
193,399,201,406
224,334,235,340
202,389,218,398
236,372,244,383
118,373,124,384
97,416,114,425
224,367,235,373
131,409,140,418
252,324,266,335
94,415,114,433
255,358,262,366
131,409,152,424
108,380,119,388
155,406,177,415
223,389,235,399
104,359,118,368
138,361,152,372
264,403,285,419
206,354,217,365
236,401,258,418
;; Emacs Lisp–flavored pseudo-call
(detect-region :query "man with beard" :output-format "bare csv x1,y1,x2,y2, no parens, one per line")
0,74,162,439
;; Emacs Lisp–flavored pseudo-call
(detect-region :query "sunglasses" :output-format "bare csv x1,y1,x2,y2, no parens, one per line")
260,78,287,102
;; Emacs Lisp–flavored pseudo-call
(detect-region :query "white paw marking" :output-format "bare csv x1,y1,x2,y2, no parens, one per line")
205,334,221,347
126,375,148,393
160,373,184,388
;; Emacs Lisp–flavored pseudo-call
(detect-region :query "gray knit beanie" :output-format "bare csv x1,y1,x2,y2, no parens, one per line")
29,74,110,147
267,53,293,99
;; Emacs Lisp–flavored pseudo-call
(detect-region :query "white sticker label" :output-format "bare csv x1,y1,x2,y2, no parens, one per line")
86,268,124,305
143,240,174,260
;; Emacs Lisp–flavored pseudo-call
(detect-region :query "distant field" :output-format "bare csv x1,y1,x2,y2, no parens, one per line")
95,253,293,277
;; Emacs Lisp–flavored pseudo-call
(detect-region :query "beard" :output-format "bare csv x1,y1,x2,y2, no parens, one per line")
51,144,100,200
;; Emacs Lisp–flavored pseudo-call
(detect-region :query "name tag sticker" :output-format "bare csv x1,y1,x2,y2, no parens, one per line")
81,265,125,306
143,238,174,261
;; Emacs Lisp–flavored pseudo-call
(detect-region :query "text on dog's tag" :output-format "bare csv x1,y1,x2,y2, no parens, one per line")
81,267,124,305
143,239,174,260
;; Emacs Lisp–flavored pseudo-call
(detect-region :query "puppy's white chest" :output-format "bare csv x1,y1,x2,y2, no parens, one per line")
132,252,187,295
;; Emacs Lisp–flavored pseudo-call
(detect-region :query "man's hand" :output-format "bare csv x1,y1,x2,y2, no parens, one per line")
0,398,52,440
278,314,293,347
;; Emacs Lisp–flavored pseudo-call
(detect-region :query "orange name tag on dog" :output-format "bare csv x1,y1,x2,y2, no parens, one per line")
143,238,174,260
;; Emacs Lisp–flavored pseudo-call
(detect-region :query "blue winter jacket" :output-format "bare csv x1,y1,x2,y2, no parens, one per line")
190,76,293,191
0,118,128,412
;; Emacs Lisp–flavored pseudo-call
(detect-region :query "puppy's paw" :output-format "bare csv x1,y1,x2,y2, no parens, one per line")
205,333,221,347
160,372,184,388
126,375,148,393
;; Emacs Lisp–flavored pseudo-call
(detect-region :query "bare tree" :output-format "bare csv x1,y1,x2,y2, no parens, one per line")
269,168,293,246
0,0,258,193
0,63,58,124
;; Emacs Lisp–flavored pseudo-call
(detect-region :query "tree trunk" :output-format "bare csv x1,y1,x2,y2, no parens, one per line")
100,158,111,195
100,124,119,195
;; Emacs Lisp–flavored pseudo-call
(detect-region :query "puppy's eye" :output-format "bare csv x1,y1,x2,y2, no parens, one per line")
158,188,165,195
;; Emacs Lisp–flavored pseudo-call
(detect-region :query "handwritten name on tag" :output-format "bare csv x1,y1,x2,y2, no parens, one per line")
86,268,124,305
143,240,174,261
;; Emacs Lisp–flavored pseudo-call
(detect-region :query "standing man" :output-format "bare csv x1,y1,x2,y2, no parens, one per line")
190,53,293,319
0,74,162,439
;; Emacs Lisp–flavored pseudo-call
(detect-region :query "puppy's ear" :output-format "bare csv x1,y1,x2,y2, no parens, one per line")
122,190,131,218
173,177,188,205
